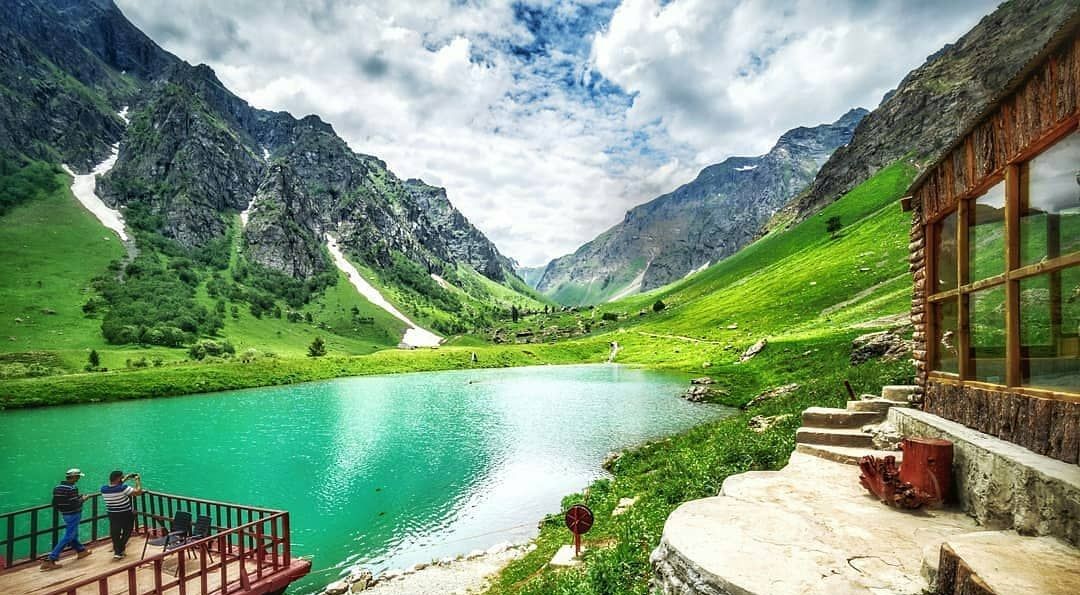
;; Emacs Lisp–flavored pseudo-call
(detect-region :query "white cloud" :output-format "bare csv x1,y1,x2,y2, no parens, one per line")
591,0,998,164
115,0,998,266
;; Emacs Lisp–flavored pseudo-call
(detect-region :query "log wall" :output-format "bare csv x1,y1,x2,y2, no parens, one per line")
909,199,928,403
924,381,1080,465
915,34,1080,223
911,27,1080,467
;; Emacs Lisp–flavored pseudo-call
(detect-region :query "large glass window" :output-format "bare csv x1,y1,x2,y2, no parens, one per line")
932,299,959,374
968,181,1006,282
1020,268,1079,391
934,211,958,293
1020,131,1080,267
926,129,1079,394
969,285,1007,383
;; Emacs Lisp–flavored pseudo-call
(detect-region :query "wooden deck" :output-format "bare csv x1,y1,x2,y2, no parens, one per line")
0,535,310,595
1,491,310,595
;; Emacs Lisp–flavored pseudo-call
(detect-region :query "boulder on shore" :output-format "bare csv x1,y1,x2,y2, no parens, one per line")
851,331,911,365
748,414,793,433
742,383,799,410
739,338,767,363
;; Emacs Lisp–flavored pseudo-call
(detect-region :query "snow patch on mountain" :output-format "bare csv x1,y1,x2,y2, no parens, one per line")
326,234,443,348
62,108,130,242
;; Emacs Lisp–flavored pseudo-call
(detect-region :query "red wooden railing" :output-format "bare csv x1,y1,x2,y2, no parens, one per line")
0,493,111,567
0,491,303,595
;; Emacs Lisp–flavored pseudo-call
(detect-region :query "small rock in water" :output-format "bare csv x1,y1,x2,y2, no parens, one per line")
602,451,622,471
486,541,512,556
347,569,373,587
324,580,349,595
681,385,713,402
690,377,714,385
466,549,485,560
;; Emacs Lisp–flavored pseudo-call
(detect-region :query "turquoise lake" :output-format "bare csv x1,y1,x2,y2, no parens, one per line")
0,364,730,593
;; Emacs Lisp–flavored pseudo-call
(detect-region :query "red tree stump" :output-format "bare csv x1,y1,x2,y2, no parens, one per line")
899,437,953,506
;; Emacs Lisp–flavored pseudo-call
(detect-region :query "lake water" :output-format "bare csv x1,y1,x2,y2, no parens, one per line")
0,364,729,593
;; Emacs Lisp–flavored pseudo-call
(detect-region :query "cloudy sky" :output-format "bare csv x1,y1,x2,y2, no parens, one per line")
115,0,998,267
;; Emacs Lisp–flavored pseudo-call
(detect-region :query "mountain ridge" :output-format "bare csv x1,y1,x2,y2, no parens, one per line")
773,0,1078,227
0,0,539,350
534,107,867,305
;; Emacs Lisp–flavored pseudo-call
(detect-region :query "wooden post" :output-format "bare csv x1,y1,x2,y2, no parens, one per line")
957,199,970,380
1004,164,1021,386
899,437,954,505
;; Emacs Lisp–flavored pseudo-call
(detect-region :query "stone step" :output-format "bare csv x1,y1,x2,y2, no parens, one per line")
801,407,883,428
794,443,902,465
847,398,907,414
881,384,917,402
929,531,1080,595
796,427,875,448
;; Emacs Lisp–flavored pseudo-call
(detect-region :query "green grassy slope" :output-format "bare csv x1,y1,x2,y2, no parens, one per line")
0,173,549,372
1,158,922,595
481,160,919,595
195,218,406,358
0,169,151,374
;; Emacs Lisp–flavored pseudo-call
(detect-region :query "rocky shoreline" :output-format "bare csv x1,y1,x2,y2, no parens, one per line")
321,541,536,595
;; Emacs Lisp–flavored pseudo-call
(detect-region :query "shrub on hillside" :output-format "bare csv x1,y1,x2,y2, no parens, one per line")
95,256,222,347
188,339,235,361
307,336,327,357
0,153,60,215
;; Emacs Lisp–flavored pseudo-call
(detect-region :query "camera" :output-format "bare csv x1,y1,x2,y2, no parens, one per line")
124,472,140,480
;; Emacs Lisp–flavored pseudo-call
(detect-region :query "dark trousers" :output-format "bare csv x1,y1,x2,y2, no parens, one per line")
108,510,135,555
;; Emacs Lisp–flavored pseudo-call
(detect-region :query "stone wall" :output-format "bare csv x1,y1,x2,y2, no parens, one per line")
891,407,1080,546
650,541,730,595
925,381,1079,465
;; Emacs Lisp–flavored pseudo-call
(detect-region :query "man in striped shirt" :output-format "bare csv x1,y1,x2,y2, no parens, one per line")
40,468,93,571
101,470,144,559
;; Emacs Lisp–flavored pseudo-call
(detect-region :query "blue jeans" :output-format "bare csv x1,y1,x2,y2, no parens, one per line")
48,513,85,560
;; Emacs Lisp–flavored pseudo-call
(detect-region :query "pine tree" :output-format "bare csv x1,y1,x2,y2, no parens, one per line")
511,305,520,323
87,349,100,369
307,336,327,357
826,216,843,239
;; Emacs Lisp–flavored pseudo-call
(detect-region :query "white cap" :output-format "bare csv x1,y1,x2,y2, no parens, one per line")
65,468,85,477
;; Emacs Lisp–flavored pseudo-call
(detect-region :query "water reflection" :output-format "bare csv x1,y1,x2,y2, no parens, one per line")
0,364,729,594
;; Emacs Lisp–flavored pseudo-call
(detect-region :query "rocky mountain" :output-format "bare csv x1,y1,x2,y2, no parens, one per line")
0,0,529,342
516,266,547,290
535,108,867,305
774,0,1077,227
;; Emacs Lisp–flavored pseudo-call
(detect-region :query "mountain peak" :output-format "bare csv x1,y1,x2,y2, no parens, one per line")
534,110,863,304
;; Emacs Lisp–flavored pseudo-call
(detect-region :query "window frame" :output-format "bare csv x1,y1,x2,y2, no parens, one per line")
925,122,1080,400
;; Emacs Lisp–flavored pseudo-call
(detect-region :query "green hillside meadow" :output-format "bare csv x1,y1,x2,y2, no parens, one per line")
1,158,919,595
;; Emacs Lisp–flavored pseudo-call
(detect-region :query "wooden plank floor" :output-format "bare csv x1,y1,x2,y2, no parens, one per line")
0,536,258,595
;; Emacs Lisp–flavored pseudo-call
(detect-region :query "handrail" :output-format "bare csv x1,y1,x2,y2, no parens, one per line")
0,490,285,570
41,511,294,595
137,491,284,515
0,493,110,567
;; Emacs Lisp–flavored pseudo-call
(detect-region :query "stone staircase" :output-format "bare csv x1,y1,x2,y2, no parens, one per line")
794,385,915,464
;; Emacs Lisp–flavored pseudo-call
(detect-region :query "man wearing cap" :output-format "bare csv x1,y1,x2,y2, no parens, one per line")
41,468,93,570
101,470,143,560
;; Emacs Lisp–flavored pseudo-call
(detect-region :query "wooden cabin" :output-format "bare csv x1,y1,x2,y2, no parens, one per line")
904,14,1079,466
0,491,310,595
